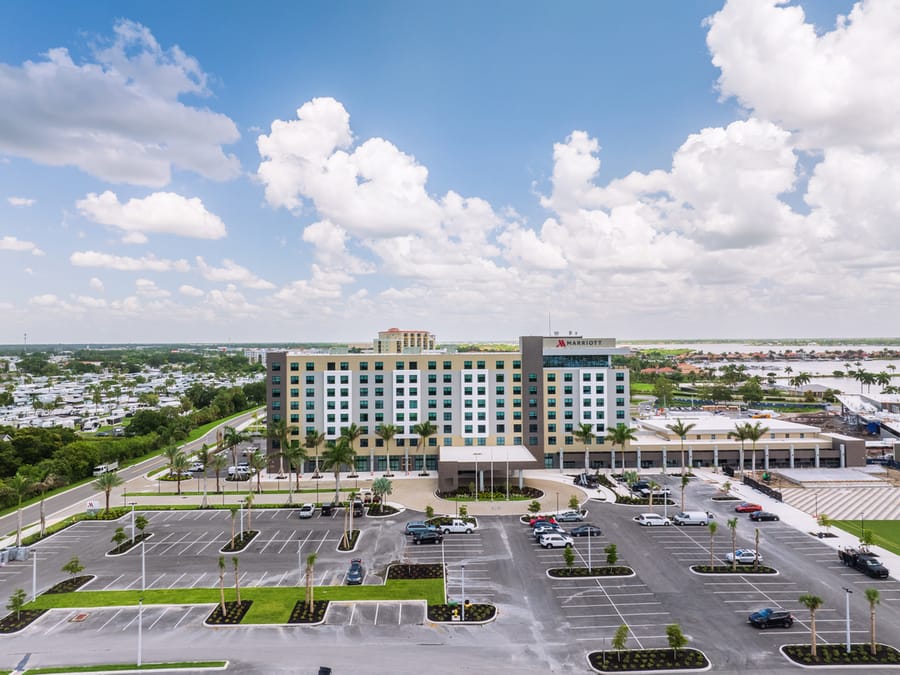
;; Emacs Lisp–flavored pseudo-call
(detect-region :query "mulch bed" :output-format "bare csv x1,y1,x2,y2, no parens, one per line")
428,603,495,622
0,609,48,633
549,566,633,578
615,496,675,506
108,532,152,555
387,563,444,580
811,531,838,538
588,648,709,672
691,564,777,574
436,486,542,500
220,530,259,553
337,530,360,551
205,600,252,625
45,575,94,594
367,505,399,516
783,644,900,666
288,600,329,623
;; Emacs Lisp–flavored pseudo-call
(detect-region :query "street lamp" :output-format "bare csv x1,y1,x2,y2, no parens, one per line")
137,598,143,667
842,587,853,654
490,448,494,501
239,500,245,539
505,447,510,501
141,539,146,592
860,512,865,542
461,564,466,622
129,501,137,542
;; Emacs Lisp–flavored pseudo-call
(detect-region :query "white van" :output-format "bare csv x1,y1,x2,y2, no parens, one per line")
673,511,710,526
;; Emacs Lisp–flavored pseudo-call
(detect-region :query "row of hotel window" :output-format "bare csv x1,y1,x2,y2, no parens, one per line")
272,360,521,371
270,371,626,385
270,399,627,411
270,383,625,397
273,430,603,448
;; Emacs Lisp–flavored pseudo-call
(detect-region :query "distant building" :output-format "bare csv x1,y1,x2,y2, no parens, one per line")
373,328,436,354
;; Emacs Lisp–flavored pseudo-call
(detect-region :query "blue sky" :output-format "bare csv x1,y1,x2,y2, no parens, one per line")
2,0,896,345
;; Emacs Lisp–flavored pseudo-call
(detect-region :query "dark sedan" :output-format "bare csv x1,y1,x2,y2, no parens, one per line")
346,558,365,585
749,511,780,521
748,607,793,628
413,530,444,545
570,525,602,537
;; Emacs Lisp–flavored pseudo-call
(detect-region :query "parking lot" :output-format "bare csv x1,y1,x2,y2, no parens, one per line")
2,475,899,673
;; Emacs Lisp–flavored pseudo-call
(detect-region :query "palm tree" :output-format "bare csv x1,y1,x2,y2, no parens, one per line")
727,517,738,571
211,453,228,494
283,443,308,501
708,521,718,567
305,430,325,478
608,424,638,472
229,506,238,544
728,422,751,477
875,371,891,389
322,437,356,504
745,421,769,475
249,451,267,493
245,493,254,532
865,588,880,656
376,424,398,476
573,422,595,471
666,419,696,476
789,372,812,390
413,420,437,475
680,474,690,512
267,417,291,479
340,423,362,475
197,443,213,508
3,473,34,546
171,451,190,496
163,446,181,476
93,471,123,516
798,594,824,657
305,552,317,612
217,556,227,616
647,480,659,513
233,557,241,605
223,426,247,473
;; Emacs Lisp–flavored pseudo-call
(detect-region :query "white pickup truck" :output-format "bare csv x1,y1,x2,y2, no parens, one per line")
440,519,476,534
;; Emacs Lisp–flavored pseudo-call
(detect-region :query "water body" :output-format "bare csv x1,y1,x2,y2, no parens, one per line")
624,342,900,395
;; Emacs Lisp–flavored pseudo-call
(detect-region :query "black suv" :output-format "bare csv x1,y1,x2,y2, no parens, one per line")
413,530,444,545
748,608,793,628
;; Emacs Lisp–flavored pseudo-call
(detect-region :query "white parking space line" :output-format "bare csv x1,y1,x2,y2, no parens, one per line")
178,533,206,555
158,533,191,555
190,572,207,588
97,608,123,631
103,574,124,590
314,532,329,553
168,573,187,588
146,574,166,589
259,530,281,554
122,611,139,631
123,576,141,590
43,611,76,635
194,531,225,555
148,607,169,629
276,571,289,586
173,607,195,628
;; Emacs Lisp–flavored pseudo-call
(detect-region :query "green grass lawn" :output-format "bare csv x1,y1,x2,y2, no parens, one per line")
26,578,445,624
831,520,900,556
24,662,226,674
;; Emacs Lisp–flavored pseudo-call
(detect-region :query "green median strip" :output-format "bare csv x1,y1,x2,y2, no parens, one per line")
26,579,444,624
24,662,226,673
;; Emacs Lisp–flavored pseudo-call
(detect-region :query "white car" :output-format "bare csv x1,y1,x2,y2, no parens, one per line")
634,513,671,526
298,504,315,519
725,549,762,564
539,532,574,549
188,462,205,472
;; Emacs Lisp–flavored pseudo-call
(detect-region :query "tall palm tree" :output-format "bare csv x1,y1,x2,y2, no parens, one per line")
608,424,638,472
666,419,695,476
267,417,291,478
728,422,751,476
245,493,254,532
217,556,227,616
322,437,356,504
727,517,738,571
3,473,34,546
865,588,880,656
249,451,267,494
376,424,398,476
171,451,190,496
708,521,718,567
413,420,437,475
340,423,362,475
798,594,824,658
93,471,123,516
229,505,237,543
283,443,308,500
745,421,769,475
223,426,248,474
305,552,317,612
163,446,181,476
789,372,812,390
211,453,228,494
573,422,595,472
680,474,690,512
305,430,325,478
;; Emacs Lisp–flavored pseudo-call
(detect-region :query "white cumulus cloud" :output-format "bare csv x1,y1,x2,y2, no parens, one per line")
70,250,190,272
7,197,35,207
195,256,274,290
76,190,227,243
0,236,44,255
179,284,205,297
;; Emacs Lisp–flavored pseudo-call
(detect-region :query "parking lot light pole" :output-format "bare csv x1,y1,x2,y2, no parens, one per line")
130,501,137,542
490,448,494,501
505,447,510,501
32,549,37,602
473,453,482,501
137,598,143,667
588,531,592,571
240,501,245,539
461,564,466,622
141,539,146,593
842,587,852,653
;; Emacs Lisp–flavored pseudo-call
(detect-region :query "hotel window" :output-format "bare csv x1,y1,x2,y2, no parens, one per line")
327,362,335,371
360,387,369,397
564,373,573,382
477,374,486,383
616,398,625,406
359,375,368,384
616,411,625,419
375,362,383,371
464,400,473,408
326,388,335,397
444,434,452,442
375,413,384,422
477,400,486,408
595,373,604,381
374,387,384,397
444,412,452,421
396,387,405,396
547,436,557,445
547,398,556,407
443,360,452,369
564,386,573,395
443,387,452,396
528,385,537,395
326,401,335,410
340,362,349,371
583,372,591,381
361,414,370,423
464,387,473,396
548,423,556,432
547,386,556,394
306,362,315,371
595,385,604,394
584,411,592,419
465,425,473,434
616,385,624,394
271,401,281,410
340,388,349,396
290,401,299,410
290,362,299,371
340,375,349,385
528,411,537,420
340,414,349,423
584,399,591,407
327,376,335,384
564,398,573,407
478,425,486,434
360,401,369,409
396,413,405,422
428,387,437,396
513,386,522,395
305,388,315,397
496,411,505,420
565,436,574,445
428,361,437,370
464,374,473,383
306,415,315,423
272,376,281,385
375,400,384,409
305,401,315,410
428,374,437,383
512,360,521,369
528,399,537,407
271,362,281,371
513,373,522,382
290,388,299,397
359,362,368,371
495,360,505,369
496,386,505,395
548,410,556,420
496,373,505,383
513,399,522,408
616,372,625,381
464,360,473,369
583,385,591,394
396,361,405,370
375,375,384,384
271,388,281,398
564,423,574,432
444,399,453,408
476,360,485,369
564,411,573,420
396,374,404,384
496,436,506,445
290,376,299,384
513,411,522,420
528,373,537,382
496,399,505,407
428,412,437,421
465,412,473,421
477,387,486,396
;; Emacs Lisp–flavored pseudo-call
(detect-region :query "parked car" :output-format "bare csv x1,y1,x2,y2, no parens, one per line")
188,462,205,472
631,480,651,494
405,521,438,536
634,513,671,526
735,502,763,513
748,607,793,629
298,504,315,519
528,516,557,526
441,519,475,534
749,511,780,522
556,511,584,522
533,523,564,538
673,511,710,526
346,559,365,585
570,525,602,537
838,547,890,578
725,549,762,564
413,530,444,545
539,532,574,549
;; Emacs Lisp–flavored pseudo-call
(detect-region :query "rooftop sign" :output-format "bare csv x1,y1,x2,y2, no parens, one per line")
543,337,616,349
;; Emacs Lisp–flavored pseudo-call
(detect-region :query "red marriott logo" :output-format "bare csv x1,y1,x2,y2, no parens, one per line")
557,339,567,347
